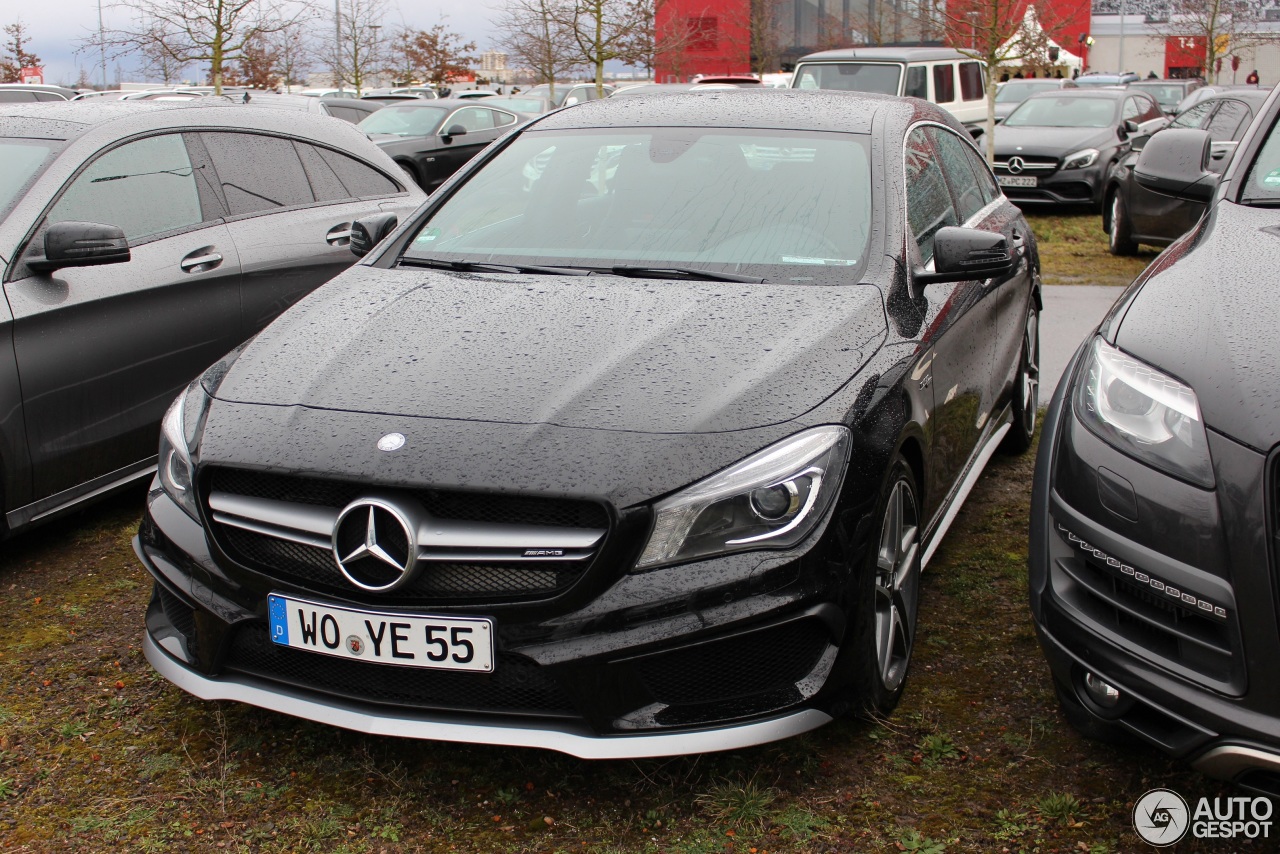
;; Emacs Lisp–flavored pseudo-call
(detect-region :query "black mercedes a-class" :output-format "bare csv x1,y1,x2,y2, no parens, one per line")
137,90,1041,758
1031,83,1280,795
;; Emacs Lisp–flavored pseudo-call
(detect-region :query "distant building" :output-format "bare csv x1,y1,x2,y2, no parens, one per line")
480,50,517,84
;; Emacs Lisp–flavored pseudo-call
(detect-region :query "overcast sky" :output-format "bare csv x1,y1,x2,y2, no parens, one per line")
13,1,496,87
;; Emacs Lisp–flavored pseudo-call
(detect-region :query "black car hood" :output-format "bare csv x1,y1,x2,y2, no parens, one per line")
993,125,1116,157
211,266,886,435
1115,201,1280,452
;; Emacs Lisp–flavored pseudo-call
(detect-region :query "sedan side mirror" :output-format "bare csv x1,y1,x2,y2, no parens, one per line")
1134,128,1217,203
914,227,1014,287
27,221,130,273
442,124,467,139
350,213,398,257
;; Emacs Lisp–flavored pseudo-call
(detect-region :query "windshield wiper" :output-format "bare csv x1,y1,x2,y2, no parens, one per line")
401,257,593,276
609,265,767,284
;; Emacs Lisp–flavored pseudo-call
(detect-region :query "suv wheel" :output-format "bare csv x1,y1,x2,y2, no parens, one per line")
1108,191,1138,256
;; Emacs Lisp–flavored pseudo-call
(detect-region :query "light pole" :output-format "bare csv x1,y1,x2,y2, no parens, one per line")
97,0,107,89
368,24,380,91
1118,0,1127,75
334,0,342,88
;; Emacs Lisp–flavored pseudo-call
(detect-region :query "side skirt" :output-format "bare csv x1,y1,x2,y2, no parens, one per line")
920,406,1013,569
5,457,156,532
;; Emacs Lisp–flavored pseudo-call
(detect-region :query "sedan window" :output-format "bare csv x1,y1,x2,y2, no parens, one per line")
1005,96,1118,128
904,128,958,263
926,127,985,222
47,134,202,242
358,106,448,137
0,139,57,221
201,132,314,215
1242,115,1280,204
1204,100,1250,142
402,127,872,282
1170,101,1215,129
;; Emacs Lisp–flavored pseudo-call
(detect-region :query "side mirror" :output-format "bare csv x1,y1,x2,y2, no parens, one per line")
1134,128,1217,203
563,96,580,106
442,124,467,139
1124,119,1141,133
28,221,130,273
350,213,398,257
914,227,1014,286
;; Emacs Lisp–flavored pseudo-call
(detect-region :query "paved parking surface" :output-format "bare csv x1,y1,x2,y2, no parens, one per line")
1041,284,1127,401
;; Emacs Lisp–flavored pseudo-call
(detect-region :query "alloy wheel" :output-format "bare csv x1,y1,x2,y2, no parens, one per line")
1020,310,1040,436
874,477,920,692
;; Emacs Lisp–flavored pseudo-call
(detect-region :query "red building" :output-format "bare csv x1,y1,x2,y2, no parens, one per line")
655,0,1092,82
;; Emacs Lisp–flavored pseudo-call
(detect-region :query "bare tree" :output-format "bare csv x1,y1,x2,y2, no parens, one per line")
135,21,189,84
719,0,787,77
269,20,310,92
87,0,305,94
553,0,650,95
493,0,578,95
932,1,1071,163
327,0,388,94
1,21,41,83
1142,0,1280,83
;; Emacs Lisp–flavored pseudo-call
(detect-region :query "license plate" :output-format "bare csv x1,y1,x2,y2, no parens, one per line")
268,594,494,672
998,175,1038,188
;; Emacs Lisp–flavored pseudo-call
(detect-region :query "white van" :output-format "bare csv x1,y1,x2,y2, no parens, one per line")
791,47,988,131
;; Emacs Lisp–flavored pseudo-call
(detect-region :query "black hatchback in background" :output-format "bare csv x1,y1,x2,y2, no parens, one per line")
0,102,425,537
1030,83,1280,795
137,90,1042,759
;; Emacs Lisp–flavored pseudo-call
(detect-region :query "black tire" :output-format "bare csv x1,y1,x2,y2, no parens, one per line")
847,454,922,717
398,162,422,189
1107,191,1138,256
1001,305,1040,454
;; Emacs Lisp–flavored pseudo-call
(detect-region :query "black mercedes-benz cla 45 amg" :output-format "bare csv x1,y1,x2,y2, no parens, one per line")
1031,83,1280,796
138,90,1041,758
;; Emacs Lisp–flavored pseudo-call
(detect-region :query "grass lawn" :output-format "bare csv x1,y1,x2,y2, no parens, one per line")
1024,211,1160,287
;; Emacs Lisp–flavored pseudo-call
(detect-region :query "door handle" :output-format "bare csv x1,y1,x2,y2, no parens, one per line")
179,248,223,273
326,223,354,246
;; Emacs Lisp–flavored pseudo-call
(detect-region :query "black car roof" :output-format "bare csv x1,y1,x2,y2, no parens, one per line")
0,100,383,150
1024,88,1134,101
528,89,951,135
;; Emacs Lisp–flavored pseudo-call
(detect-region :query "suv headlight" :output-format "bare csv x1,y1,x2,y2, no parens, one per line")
1073,337,1214,487
158,379,209,519
1062,148,1099,170
636,425,851,569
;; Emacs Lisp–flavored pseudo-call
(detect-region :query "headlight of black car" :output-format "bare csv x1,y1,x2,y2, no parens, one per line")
1073,336,1214,488
158,379,209,520
636,425,851,569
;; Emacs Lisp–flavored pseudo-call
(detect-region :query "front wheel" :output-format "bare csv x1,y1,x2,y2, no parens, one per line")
1002,305,1040,454
1108,192,1138,256
847,455,922,716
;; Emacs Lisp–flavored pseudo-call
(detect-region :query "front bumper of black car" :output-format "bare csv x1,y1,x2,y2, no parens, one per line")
1030,344,1280,796
995,162,1108,206
137,471,868,759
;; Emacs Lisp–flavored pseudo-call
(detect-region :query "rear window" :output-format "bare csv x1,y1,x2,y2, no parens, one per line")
960,62,984,101
358,106,448,136
794,63,903,95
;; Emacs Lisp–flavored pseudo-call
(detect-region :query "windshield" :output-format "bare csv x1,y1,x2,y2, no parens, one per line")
357,106,449,136
497,97,546,113
523,85,569,106
793,63,902,95
995,81,1061,103
0,138,59,221
1130,83,1186,109
1242,114,1280,204
1004,96,1119,128
402,127,873,283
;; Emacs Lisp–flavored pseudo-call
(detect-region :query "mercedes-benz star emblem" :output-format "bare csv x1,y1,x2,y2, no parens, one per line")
377,432,406,452
332,499,418,592
1007,156,1026,175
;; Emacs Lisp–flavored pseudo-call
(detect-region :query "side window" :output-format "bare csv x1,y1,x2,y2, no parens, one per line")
927,127,986,222
492,110,519,128
1205,100,1250,141
325,106,363,123
959,62,984,101
1122,98,1144,122
933,65,956,103
905,128,958,264
1171,101,1215,129
201,132,314,215
450,107,497,132
963,144,1001,206
47,134,203,242
1138,95,1161,122
314,147,399,197
904,66,927,99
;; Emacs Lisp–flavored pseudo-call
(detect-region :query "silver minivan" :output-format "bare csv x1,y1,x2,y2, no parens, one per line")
791,47,988,131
